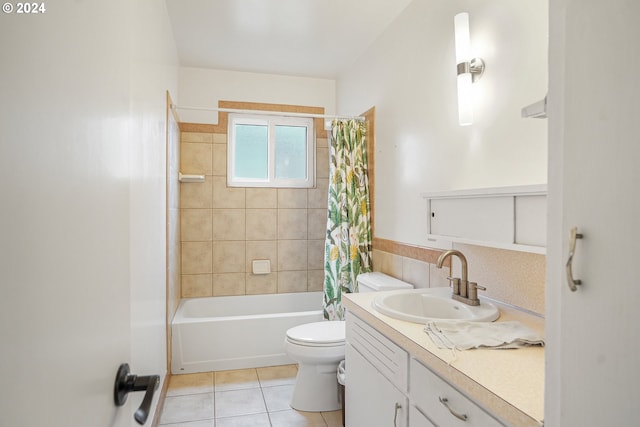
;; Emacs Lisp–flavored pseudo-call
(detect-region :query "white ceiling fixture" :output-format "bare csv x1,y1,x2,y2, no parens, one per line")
165,0,414,79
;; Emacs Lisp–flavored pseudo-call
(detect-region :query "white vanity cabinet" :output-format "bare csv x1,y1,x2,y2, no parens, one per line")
346,314,408,427
346,313,506,427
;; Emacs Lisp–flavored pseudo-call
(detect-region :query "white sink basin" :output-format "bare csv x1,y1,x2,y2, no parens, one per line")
373,287,500,323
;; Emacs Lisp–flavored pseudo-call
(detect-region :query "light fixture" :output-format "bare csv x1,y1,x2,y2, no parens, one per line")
454,12,485,126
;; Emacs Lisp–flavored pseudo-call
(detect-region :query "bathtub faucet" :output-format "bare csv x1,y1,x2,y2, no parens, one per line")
436,249,486,306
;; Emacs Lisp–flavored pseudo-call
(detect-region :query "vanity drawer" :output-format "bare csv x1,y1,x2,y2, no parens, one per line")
346,313,408,392
410,358,505,427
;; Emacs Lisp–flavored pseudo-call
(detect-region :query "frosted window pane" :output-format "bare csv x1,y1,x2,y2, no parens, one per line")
235,124,268,179
275,125,307,179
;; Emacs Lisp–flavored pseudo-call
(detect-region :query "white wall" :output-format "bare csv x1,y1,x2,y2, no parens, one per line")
0,1,177,425
337,0,548,247
178,67,336,123
129,0,179,411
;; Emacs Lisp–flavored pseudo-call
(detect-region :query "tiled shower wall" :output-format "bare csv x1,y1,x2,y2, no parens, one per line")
179,131,330,297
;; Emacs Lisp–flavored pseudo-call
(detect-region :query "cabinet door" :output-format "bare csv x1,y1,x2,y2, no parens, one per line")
345,343,408,427
409,406,437,427
547,1,640,425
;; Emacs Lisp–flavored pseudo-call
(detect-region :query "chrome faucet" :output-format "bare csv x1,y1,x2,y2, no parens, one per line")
436,249,486,306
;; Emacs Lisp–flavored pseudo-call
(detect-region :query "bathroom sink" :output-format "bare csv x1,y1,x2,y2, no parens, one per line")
373,287,499,323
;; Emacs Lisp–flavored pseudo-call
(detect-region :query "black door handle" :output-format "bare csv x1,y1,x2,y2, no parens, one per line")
114,363,160,425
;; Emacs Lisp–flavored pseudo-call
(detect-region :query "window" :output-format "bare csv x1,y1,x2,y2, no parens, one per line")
228,114,315,188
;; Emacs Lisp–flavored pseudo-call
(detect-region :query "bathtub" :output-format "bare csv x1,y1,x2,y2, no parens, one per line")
171,291,324,374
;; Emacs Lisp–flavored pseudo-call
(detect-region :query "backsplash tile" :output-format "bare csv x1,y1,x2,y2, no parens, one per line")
372,245,545,315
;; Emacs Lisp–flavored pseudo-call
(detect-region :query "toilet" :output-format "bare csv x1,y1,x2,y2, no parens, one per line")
284,272,413,412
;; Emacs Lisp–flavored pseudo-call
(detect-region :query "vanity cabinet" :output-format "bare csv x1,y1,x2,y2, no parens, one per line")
346,314,408,427
346,313,506,427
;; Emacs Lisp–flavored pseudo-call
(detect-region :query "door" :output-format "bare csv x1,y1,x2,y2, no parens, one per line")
546,1,640,425
0,1,135,426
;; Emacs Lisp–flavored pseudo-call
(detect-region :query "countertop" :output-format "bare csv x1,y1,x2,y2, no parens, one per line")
343,291,544,427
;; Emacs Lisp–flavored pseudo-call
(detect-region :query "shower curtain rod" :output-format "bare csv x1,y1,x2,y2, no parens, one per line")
171,104,365,121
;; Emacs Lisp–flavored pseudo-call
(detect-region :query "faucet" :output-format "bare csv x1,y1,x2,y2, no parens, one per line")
436,249,486,306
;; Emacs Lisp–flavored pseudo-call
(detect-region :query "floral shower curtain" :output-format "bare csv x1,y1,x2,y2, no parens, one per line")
323,119,372,320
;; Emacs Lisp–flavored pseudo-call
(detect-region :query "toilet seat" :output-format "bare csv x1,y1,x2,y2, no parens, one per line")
286,321,345,347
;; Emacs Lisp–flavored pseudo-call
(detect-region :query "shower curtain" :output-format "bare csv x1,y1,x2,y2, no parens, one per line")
323,119,372,320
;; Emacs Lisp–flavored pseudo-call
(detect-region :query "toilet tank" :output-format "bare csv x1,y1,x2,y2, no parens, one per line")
356,272,414,293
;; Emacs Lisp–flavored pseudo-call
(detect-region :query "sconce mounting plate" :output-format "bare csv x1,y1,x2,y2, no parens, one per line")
469,58,485,82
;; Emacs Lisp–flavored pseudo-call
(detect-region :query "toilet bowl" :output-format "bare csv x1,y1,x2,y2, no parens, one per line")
284,272,413,412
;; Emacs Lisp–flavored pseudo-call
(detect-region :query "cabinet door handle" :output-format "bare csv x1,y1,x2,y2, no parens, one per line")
565,227,583,292
439,397,468,421
393,402,402,427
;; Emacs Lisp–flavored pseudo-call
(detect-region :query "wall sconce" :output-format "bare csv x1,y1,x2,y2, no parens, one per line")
454,12,485,126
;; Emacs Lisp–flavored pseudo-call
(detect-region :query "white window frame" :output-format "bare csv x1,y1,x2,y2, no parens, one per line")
227,113,315,188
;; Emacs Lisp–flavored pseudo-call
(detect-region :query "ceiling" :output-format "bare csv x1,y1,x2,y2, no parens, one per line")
165,0,414,79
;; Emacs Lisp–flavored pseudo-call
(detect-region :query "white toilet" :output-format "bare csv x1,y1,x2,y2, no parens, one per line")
284,272,413,412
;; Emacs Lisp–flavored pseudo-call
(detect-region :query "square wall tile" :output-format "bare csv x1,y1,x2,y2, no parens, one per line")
246,209,277,241
430,263,451,288
181,242,212,274
245,241,277,272
246,272,277,295
372,249,402,279
307,269,324,292
402,257,429,289
181,178,213,209
181,142,212,175
277,209,308,240
212,209,246,241
213,133,227,144
316,147,329,179
212,143,226,176
278,270,308,293
308,178,329,209
181,209,212,242
278,189,307,208
307,240,325,270
182,132,213,143
181,274,212,297
213,241,246,273
213,177,245,209
277,240,307,271
246,188,277,209
213,273,246,296
307,209,327,240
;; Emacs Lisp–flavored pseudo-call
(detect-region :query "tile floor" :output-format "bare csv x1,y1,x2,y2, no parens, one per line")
159,365,343,427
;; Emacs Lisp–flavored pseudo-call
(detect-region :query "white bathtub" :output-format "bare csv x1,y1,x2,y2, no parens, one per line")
171,291,324,374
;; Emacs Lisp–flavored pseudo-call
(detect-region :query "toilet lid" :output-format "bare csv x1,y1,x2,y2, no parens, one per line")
286,321,345,346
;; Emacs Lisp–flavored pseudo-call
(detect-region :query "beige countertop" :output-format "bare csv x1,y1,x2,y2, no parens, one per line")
343,291,545,427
